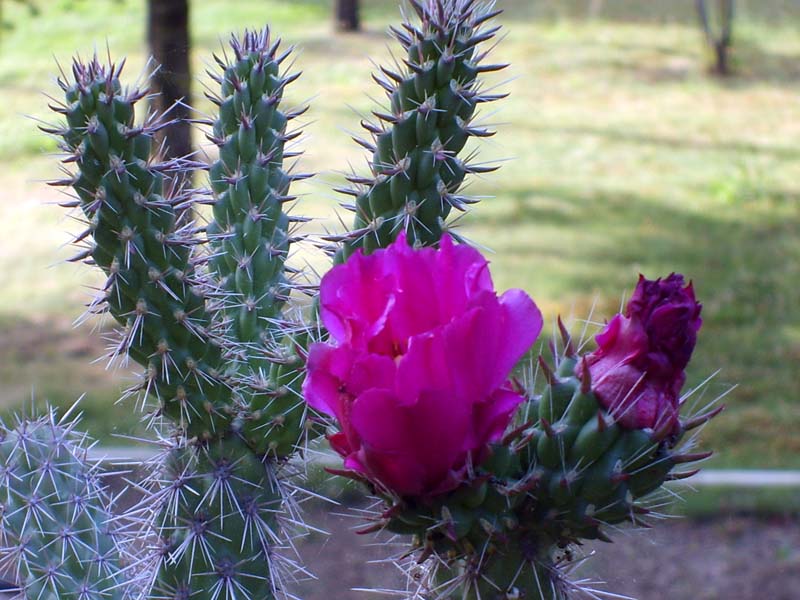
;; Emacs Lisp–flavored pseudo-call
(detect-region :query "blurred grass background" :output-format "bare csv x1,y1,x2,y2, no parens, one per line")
0,0,798,468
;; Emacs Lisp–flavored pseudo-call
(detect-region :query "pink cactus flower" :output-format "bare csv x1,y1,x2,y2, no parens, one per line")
579,274,702,434
303,235,542,498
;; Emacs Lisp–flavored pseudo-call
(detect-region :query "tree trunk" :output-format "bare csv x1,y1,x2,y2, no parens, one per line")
335,0,360,32
713,39,730,75
695,0,735,76
147,0,192,161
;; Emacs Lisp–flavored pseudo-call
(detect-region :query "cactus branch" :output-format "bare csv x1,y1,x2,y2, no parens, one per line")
333,0,506,258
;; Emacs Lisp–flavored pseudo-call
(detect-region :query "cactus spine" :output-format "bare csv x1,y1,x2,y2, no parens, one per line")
0,409,126,599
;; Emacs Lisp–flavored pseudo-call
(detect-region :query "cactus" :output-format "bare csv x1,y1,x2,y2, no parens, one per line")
304,3,722,596
309,313,720,600
0,1,724,599
0,408,127,599
315,288,721,600
125,435,306,599
32,29,313,600
203,29,312,457
50,56,232,439
331,0,505,258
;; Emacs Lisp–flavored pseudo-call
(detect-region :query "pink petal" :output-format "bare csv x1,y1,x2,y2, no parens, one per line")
302,343,353,416
395,330,452,407
320,249,395,347
348,353,397,396
472,387,525,447
495,288,543,383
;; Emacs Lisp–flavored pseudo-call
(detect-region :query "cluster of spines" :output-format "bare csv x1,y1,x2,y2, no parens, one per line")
122,435,307,600
515,321,721,545
0,410,126,599
47,57,234,439
201,28,314,457
330,0,506,259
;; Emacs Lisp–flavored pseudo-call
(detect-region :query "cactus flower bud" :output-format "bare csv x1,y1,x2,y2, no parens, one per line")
304,235,542,497
579,274,702,433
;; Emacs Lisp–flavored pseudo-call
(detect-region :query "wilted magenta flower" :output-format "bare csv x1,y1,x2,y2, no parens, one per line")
579,274,702,433
303,235,542,498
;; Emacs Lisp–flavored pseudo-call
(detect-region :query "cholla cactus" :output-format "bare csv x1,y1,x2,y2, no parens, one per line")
0,408,126,599
0,1,723,599
329,0,504,258
21,28,313,600
302,2,722,599
305,255,721,599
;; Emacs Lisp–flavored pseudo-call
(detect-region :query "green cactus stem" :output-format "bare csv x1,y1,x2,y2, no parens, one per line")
47,56,234,440
512,323,719,547
127,435,305,599
356,321,718,599
203,29,313,457
43,45,315,600
205,28,309,353
0,409,126,600
331,0,506,259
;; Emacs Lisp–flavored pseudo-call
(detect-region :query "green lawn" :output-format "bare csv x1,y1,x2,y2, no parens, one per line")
0,0,798,467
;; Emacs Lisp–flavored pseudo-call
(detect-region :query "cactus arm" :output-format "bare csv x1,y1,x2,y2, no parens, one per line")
203,29,313,457
0,411,126,600
333,0,506,258
352,327,716,599
45,50,312,600
49,58,234,440
205,29,309,354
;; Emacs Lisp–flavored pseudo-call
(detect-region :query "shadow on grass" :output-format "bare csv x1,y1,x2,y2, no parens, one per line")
721,37,800,88
501,0,800,27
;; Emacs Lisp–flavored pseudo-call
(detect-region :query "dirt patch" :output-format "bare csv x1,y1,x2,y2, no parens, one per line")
294,502,800,600
0,315,106,362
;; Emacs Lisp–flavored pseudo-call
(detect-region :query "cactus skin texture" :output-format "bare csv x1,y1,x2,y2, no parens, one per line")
204,29,312,457
363,324,719,600
331,0,505,259
0,410,126,600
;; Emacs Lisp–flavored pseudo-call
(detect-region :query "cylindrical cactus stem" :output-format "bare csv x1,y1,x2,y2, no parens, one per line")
44,49,315,600
333,0,506,258
47,56,234,440
132,436,292,599
203,29,312,457
205,28,309,356
0,409,127,599
430,537,568,600
512,275,714,544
